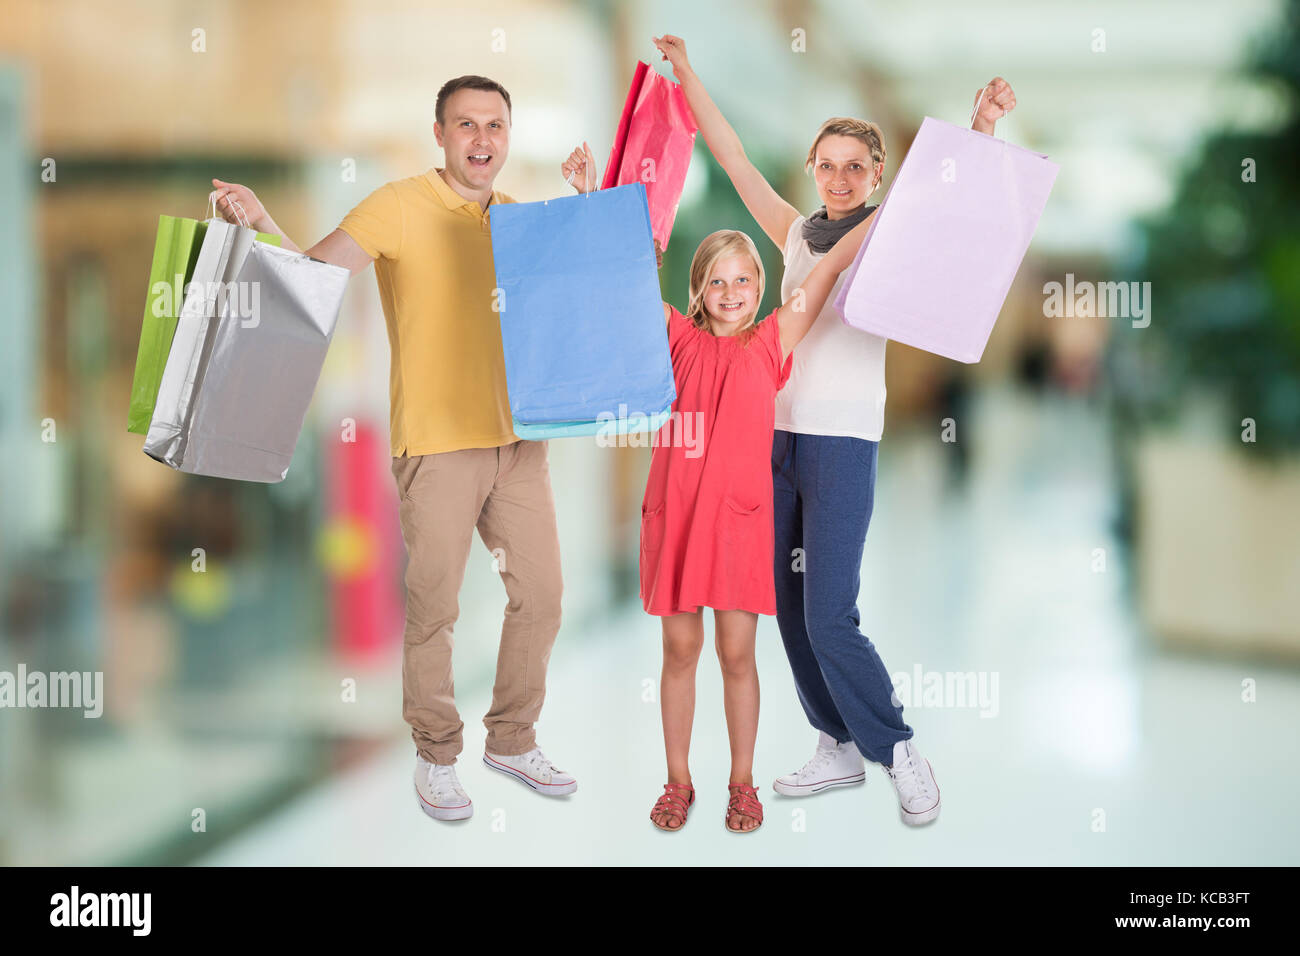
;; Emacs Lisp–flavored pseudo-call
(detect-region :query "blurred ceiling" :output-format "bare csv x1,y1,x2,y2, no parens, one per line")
1,0,1286,257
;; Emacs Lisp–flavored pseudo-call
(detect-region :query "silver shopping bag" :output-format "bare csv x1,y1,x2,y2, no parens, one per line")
142,219,349,482
142,219,251,469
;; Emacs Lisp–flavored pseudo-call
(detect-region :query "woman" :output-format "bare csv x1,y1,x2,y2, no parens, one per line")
651,34,1016,826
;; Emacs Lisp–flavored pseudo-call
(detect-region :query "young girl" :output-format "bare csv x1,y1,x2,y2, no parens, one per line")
641,222,871,833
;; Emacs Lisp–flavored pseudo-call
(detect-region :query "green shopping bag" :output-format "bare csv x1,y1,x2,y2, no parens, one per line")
126,214,281,434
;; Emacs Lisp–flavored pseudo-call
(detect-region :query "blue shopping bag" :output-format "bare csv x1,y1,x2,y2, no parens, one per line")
511,404,673,441
489,183,676,424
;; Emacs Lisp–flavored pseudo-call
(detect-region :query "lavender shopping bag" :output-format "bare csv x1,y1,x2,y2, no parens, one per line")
834,116,1059,363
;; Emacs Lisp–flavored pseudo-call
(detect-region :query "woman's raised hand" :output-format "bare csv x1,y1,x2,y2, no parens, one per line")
561,141,598,194
652,35,691,78
972,77,1016,131
209,178,266,229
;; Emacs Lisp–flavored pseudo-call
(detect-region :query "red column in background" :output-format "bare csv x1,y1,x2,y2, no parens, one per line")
327,421,403,661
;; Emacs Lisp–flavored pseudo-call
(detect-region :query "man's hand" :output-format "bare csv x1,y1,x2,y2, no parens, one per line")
971,77,1016,135
210,178,268,229
561,142,598,194
654,239,664,269
652,34,692,80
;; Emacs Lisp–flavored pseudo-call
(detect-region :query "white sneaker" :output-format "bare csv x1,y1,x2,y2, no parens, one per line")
882,738,941,826
483,747,578,796
414,756,473,821
773,731,868,796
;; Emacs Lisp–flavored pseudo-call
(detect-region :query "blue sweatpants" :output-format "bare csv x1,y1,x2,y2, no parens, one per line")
771,430,913,765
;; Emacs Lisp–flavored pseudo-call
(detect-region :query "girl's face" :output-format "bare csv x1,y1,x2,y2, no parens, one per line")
702,254,760,335
813,134,881,218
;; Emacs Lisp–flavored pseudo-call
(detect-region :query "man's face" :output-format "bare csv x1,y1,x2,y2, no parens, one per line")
435,88,511,193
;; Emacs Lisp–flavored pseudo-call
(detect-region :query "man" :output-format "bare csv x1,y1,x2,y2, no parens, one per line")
212,75,597,822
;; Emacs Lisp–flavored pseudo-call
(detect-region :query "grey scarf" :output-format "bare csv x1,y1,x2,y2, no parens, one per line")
802,203,877,255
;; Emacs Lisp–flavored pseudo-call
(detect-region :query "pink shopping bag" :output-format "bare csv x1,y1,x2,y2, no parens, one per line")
833,116,1059,363
601,61,698,249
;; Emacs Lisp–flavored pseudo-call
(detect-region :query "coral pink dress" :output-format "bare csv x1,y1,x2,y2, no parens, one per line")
640,305,794,616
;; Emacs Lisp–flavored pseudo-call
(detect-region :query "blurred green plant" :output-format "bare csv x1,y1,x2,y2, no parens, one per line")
1131,0,1300,454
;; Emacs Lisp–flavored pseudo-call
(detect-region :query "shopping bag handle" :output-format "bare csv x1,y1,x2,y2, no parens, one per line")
206,190,251,228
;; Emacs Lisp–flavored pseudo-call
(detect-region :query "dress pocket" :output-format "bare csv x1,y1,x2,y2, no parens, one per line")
720,495,762,547
641,502,666,552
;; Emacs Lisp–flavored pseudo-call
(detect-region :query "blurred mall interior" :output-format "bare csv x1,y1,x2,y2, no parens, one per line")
1,0,1298,864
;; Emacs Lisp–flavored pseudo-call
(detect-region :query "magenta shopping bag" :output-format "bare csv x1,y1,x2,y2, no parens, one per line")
834,116,1059,363
601,61,698,249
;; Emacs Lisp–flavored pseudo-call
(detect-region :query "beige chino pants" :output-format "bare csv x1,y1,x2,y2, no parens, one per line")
391,439,563,765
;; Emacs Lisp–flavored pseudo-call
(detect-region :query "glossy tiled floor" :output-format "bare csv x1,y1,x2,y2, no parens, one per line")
198,387,1300,865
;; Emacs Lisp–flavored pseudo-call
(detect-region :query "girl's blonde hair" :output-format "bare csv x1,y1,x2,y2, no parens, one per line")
685,230,766,340
805,117,886,174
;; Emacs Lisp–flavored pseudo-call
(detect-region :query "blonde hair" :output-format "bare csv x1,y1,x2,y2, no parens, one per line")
685,230,766,340
805,117,886,175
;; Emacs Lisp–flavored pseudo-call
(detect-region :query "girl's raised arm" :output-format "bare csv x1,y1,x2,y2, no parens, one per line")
774,210,876,360
653,35,800,251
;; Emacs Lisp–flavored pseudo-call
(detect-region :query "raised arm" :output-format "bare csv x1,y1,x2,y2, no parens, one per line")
210,178,374,276
652,36,799,251
775,210,875,360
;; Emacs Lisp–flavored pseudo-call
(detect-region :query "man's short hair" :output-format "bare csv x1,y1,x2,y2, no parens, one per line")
435,75,512,126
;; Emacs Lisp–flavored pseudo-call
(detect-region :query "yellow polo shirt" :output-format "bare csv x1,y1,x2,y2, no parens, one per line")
339,168,518,457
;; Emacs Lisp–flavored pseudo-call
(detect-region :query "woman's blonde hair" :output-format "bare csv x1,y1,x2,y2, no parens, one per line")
685,229,766,339
805,117,886,175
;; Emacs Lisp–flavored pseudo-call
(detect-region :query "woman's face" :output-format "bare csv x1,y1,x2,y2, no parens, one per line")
703,254,760,334
813,134,881,218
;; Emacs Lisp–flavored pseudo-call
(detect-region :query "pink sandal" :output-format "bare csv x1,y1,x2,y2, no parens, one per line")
725,783,764,833
650,782,695,831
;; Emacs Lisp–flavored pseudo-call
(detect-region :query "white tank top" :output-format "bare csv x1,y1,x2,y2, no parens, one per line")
776,215,888,441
